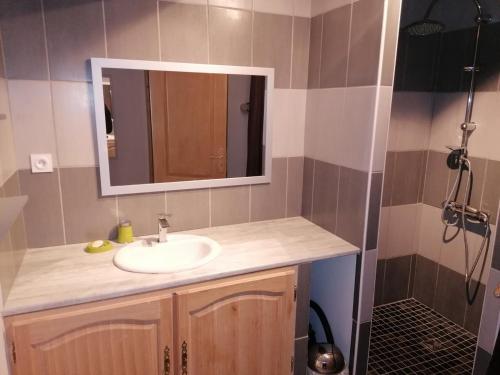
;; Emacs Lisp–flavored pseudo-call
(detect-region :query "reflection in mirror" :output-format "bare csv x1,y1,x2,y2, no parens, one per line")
101,68,266,187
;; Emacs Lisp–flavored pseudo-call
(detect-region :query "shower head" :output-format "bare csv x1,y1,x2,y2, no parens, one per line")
405,19,445,36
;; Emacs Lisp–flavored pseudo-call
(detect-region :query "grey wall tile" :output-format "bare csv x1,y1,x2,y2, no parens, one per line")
294,337,308,375
374,259,385,306
291,16,310,89
311,160,339,234
167,189,210,232
44,0,106,81
382,255,412,304
287,157,304,217
464,281,485,335
468,157,487,210
3,171,20,197
367,173,383,250
473,346,492,375
482,159,500,225
159,1,208,63
19,169,65,248
295,263,311,338
117,193,166,237
0,31,5,78
0,0,48,79
307,15,322,89
422,151,449,208
413,255,438,308
319,5,351,88
347,0,385,87
250,158,287,221
301,157,314,220
360,249,378,322
382,151,395,207
434,265,467,326
253,12,292,88
356,321,372,375
211,186,249,227
60,167,117,243
104,0,159,60
337,167,368,248
208,6,251,66
391,151,426,206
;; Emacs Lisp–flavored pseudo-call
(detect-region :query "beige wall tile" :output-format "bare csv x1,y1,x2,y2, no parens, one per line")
311,0,352,17
422,151,449,208
294,0,312,18
385,204,418,258
319,5,350,88
250,158,287,221
287,157,304,217
373,86,393,172
19,169,65,248
0,0,48,80
117,193,166,237
8,80,58,169
104,0,159,60
311,160,339,234
253,12,293,88
291,17,311,89
52,81,96,167
9,213,27,268
482,160,500,224
415,204,442,262
60,167,117,244
160,2,209,63
208,0,252,10
167,189,210,232
347,0,384,87
0,78,16,186
254,0,294,15
0,234,15,301
44,0,106,81
211,185,250,226
307,15,322,89
208,6,252,66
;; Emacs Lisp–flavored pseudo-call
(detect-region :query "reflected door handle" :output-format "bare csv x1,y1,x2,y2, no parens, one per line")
494,283,500,298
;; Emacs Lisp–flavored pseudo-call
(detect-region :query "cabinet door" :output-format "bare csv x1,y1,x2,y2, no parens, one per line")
6,292,173,375
175,268,296,375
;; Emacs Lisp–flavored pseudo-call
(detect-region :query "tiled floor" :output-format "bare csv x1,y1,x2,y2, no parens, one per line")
368,299,477,374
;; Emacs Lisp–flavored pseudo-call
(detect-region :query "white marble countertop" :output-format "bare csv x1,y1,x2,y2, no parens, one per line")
2,217,359,316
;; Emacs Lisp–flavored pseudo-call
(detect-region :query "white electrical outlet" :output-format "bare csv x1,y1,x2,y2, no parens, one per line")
30,154,53,173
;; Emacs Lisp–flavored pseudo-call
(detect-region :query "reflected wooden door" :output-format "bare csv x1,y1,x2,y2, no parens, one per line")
6,292,174,375
149,71,228,182
175,268,296,375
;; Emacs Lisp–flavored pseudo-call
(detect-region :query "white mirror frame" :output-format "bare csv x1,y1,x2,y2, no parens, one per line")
91,58,274,196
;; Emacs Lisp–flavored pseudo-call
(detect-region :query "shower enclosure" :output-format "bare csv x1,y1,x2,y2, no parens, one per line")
369,0,500,373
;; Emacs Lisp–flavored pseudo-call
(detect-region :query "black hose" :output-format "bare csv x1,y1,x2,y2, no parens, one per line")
310,300,335,346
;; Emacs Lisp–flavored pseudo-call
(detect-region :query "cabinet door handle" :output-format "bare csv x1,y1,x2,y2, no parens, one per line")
181,341,188,375
163,346,170,375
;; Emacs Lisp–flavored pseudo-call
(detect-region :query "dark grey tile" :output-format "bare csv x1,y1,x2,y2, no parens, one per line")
482,159,500,225
356,321,372,375
167,189,209,232
473,346,492,375
464,281,485,335
294,337,308,375
291,16,310,89
311,160,339,235
19,169,65,248
320,5,351,88
347,0,384,87
117,193,165,237
492,209,500,270
60,167,117,243
412,255,438,308
367,173,383,250
301,157,314,220
307,14,322,89
374,259,385,306
349,319,357,375
391,151,426,206
382,255,412,304
434,265,467,326
352,253,362,320
104,0,159,60
422,151,449,209
295,263,311,338
382,151,395,207
337,167,368,248
211,186,249,227
0,30,5,77
0,0,48,79
287,157,304,218
408,254,416,300
44,0,106,81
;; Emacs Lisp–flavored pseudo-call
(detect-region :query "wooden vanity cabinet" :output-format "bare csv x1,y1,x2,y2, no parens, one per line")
5,267,296,375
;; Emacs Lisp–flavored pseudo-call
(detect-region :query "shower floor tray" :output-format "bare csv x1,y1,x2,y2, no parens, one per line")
368,298,477,374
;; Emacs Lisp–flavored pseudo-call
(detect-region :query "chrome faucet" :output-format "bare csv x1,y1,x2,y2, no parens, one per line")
158,214,170,243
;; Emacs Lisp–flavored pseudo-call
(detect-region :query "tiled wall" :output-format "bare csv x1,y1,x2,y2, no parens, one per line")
0,0,314,249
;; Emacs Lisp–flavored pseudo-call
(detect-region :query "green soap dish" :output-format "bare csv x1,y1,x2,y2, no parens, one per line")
85,240,113,254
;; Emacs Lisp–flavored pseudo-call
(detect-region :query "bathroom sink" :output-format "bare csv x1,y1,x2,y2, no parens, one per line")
113,234,221,274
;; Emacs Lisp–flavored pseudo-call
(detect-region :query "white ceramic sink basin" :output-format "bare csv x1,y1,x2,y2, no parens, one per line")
113,234,221,274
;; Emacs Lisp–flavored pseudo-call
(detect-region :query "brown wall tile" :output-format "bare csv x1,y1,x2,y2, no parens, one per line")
250,158,287,221
0,0,48,79
433,265,467,326
295,263,311,338
253,12,292,88
294,337,308,375
347,0,384,87
0,233,15,300
117,193,166,237
159,2,208,63
412,254,438,308
320,5,351,88
301,157,314,220
166,189,210,232
482,159,500,225
104,0,159,60
464,281,485,335
382,151,395,207
367,172,383,250
3,171,20,197
211,185,249,227
19,169,65,247
382,255,412,304
208,6,251,66
374,259,385,306
422,151,449,208
287,157,304,217
311,160,339,234
307,14,322,89
291,17,310,89
337,166,368,248
9,214,27,268
60,167,117,243
391,151,426,206
44,0,106,81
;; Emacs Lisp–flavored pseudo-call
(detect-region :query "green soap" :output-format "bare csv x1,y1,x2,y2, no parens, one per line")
85,240,113,254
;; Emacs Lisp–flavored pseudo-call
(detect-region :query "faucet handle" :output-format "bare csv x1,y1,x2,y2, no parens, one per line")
158,213,171,228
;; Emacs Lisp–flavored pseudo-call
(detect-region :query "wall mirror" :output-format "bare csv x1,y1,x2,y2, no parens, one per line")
91,58,274,196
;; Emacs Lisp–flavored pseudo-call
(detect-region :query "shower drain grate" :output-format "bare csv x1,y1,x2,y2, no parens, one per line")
368,299,477,374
